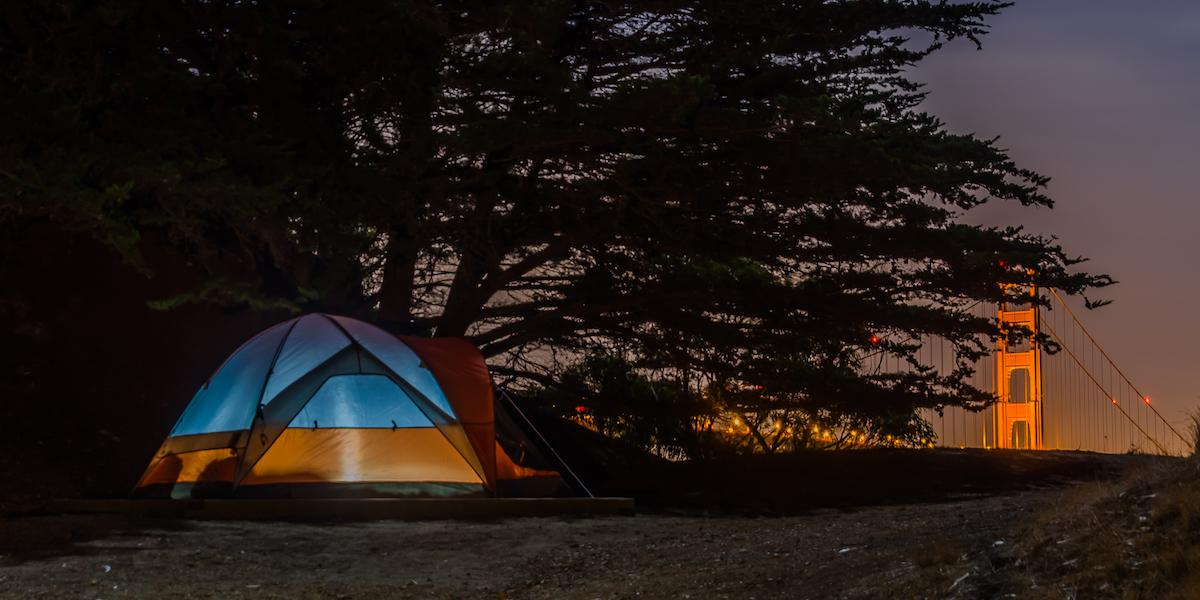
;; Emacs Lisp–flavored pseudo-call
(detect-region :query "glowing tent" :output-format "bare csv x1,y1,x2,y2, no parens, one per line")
136,314,568,499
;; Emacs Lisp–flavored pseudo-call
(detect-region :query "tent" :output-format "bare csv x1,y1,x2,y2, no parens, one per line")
135,313,573,499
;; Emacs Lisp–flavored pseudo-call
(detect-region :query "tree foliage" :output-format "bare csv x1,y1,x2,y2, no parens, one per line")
1,1,1110,429
538,353,935,458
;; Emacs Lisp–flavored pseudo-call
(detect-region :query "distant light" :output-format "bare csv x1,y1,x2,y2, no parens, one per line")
1111,398,1118,406
1144,396,1152,405
869,334,881,345
575,405,588,413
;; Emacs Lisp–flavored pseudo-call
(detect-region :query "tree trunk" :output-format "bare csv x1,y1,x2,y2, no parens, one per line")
377,229,418,325
434,251,484,337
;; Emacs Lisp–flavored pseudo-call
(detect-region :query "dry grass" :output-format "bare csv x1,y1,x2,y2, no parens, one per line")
1008,415,1200,598
912,538,964,570
903,539,975,599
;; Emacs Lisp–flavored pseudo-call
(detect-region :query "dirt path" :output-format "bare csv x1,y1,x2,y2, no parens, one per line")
0,487,1076,599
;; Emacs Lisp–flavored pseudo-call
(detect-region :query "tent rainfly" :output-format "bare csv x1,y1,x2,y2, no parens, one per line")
136,313,568,499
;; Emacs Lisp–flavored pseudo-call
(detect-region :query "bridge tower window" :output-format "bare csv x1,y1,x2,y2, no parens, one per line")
1007,368,1030,404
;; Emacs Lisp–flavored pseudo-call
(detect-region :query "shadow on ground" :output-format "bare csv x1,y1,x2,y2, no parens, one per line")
596,449,1172,515
0,514,196,564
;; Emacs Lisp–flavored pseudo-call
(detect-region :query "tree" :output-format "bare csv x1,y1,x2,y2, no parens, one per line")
1,1,1110,427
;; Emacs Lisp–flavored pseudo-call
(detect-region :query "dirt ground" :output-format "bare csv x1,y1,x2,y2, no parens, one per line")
0,487,1090,600
2,450,1175,599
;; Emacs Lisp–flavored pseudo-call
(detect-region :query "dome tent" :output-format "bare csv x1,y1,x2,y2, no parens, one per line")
136,313,564,499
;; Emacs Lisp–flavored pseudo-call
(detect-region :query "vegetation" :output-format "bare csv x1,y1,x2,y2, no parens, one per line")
2,1,1109,461
537,353,935,458
998,419,1200,598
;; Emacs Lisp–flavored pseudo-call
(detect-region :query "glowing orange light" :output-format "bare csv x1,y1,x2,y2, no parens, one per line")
869,334,881,345
1111,398,1118,405
1144,396,1151,405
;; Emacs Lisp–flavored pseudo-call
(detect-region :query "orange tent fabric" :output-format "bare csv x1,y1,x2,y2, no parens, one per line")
243,428,483,485
495,441,561,481
400,336,497,488
140,449,237,486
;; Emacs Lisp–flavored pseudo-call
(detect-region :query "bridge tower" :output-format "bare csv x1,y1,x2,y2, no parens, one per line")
993,281,1043,449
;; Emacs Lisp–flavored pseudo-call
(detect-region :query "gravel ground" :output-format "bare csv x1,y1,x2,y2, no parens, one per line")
0,489,1062,599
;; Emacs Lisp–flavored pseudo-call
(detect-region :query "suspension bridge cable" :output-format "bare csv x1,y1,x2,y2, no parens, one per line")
1046,289,1189,446
1038,317,1169,455
1108,391,1165,454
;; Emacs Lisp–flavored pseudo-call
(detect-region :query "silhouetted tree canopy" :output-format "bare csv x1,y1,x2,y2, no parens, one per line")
1,1,1110,427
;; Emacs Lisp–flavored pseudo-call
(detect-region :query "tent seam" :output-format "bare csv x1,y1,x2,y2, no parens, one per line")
234,346,360,487
233,317,302,489
356,351,490,487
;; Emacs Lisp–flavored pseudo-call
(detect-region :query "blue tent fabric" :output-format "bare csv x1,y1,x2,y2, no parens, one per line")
288,375,434,429
261,314,350,406
170,323,291,437
329,315,455,416
168,314,459,437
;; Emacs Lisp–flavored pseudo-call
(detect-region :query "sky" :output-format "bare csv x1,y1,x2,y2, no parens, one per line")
912,1,1200,428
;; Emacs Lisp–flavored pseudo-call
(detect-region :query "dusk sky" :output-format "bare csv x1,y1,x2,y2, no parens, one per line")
915,1,1200,427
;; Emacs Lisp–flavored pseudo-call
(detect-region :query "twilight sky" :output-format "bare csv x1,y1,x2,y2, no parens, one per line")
913,1,1200,428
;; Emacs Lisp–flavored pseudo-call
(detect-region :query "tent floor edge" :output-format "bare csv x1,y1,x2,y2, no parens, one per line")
132,481,488,500
48,497,637,521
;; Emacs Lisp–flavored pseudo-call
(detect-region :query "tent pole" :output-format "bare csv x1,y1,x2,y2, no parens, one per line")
499,389,595,498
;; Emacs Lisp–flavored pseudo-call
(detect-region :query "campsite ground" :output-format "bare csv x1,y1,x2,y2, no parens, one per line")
0,450,1184,599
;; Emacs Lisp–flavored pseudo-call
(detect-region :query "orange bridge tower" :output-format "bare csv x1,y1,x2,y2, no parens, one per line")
993,281,1043,449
